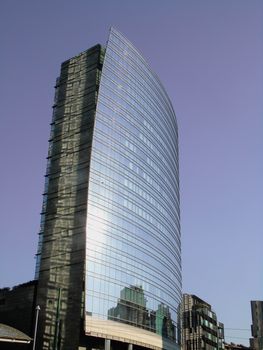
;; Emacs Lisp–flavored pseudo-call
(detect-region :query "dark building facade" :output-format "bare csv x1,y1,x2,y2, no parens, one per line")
224,343,251,350
35,42,104,350
0,281,37,338
181,294,224,350
0,323,32,349
35,28,181,350
250,301,263,350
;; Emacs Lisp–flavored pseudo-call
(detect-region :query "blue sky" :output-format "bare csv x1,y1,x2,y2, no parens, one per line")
1,0,262,345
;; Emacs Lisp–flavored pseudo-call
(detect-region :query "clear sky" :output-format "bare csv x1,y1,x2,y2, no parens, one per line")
1,0,262,345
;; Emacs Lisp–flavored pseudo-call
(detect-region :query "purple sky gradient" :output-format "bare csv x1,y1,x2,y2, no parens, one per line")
1,0,262,345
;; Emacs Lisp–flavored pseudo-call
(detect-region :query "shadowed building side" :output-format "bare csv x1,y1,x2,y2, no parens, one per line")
0,281,37,339
250,301,263,350
35,45,104,350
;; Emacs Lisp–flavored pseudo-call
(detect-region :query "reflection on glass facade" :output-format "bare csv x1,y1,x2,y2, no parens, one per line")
85,28,181,347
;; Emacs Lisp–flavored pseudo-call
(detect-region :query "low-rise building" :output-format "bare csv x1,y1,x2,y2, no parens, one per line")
224,342,251,349
0,280,37,337
181,294,224,350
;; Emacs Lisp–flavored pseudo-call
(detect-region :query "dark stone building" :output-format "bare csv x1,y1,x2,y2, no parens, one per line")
35,43,104,350
0,280,37,337
181,294,224,350
250,301,263,350
224,343,251,350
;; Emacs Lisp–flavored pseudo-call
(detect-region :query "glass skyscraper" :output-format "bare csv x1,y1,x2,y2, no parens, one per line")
35,28,181,350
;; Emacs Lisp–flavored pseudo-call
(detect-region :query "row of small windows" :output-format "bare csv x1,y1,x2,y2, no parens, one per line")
98,110,178,188
94,130,180,211
95,122,179,204
103,68,167,130
91,170,177,235
103,64,177,145
139,133,161,173
98,89,179,181
100,63,177,147
124,198,153,223
201,318,218,332
125,139,136,152
128,161,156,190
123,178,165,216
95,125,172,196
101,73,177,150
96,133,164,195
146,157,160,174
97,114,172,184
98,97,175,164
98,93,178,175
122,196,179,247
105,43,177,136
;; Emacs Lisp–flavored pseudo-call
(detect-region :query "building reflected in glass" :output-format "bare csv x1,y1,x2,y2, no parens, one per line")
85,28,181,349
108,285,148,328
35,28,181,350
107,285,175,340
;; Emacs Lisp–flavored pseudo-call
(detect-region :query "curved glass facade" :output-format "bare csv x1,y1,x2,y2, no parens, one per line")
85,28,181,348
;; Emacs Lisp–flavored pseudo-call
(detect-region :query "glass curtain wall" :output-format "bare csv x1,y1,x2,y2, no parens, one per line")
85,28,181,344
